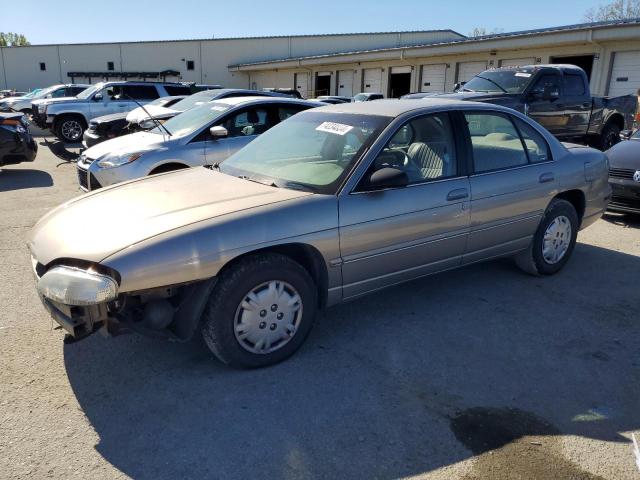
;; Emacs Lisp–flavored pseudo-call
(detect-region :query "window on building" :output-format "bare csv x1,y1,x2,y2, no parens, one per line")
39,62,46,71
187,60,195,71
107,61,115,71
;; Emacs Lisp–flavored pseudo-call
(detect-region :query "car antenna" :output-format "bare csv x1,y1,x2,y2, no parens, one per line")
121,93,172,137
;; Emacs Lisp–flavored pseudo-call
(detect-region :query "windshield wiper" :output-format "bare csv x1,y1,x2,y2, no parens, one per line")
238,175,279,188
474,76,507,93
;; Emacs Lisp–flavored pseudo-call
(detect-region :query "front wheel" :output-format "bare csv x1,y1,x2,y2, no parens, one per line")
201,253,317,368
55,116,86,143
515,199,579,276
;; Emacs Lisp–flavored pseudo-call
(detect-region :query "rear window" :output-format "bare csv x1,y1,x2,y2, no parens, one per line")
563,74,586,96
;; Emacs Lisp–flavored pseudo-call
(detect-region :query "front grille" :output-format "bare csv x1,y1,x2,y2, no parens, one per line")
89,173,102,191
609,168,635,179
77,166,88,190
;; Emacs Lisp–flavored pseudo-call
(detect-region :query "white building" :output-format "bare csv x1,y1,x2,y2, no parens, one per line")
2,18,640,99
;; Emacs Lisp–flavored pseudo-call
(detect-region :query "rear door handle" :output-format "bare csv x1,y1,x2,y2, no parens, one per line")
447,188,469,201
539,172,555,183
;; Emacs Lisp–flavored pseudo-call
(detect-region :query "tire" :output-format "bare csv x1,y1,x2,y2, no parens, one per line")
201,253,317,368
515,199,579,276
55,115,86,143
597,122,621,151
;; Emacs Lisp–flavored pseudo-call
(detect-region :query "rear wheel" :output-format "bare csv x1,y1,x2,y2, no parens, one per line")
597,122,621,151
55,115,86,143
515,199,579,276
201,253,317,368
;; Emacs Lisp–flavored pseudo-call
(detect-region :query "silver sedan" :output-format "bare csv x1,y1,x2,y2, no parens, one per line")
29,99,611,368
76,96,320,191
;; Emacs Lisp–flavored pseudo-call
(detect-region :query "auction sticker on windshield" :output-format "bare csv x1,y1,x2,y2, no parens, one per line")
316,122,353,136
515,72,532,77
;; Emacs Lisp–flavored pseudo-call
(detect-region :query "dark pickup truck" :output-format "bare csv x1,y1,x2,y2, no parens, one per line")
403,64,636,150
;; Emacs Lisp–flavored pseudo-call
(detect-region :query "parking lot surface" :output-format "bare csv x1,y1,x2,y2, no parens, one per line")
1,138,639,480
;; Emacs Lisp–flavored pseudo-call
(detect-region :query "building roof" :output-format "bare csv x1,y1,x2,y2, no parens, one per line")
0,29,464,49
228,17,640,69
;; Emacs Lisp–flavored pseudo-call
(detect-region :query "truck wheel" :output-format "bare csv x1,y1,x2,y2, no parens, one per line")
597,122,621,151
55,115,86,143
515,199,579,276
201,253,317,368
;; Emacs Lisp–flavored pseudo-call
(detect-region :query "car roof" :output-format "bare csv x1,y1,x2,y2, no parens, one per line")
211,96,319,106
313,98,481,117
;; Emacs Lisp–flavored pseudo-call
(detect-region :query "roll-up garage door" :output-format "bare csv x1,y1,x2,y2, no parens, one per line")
500,58,536,67
363,68,383,93
337,70,354,97
420,64,446,92
295,72,309,98
608,51,640,97
457,61,488,83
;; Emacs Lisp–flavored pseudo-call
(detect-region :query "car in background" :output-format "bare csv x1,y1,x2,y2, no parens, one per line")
33,81,192,143
606,129,640,214
261,88,303,99
353,92,383,102
0,84,89,115
76,96,319,191
30,99,610,368
82,95,187,148
81,88,296,148
0,90,29,99
0,112,37,167
315,96,352,104
401,65,636,151
181,83,223,93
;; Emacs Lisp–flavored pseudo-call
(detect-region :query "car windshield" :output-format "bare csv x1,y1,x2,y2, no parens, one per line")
171,91,224,112
219,111,391,194
150,101,231,137
632,129,640,139
463,69,535,93
32,85,61,99
23,89,41,99
76,84,102,100
353,94,369,101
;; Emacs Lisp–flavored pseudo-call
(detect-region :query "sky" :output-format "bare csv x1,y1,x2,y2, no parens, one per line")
2,0,609,45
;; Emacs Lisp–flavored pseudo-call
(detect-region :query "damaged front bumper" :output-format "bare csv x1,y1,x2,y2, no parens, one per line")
37,276,217,344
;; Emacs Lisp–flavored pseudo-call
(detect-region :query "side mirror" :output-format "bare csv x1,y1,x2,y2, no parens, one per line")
542,86,560,101
93,92,103,102
209,125,229,139
363,167,408,190
620,130,633,141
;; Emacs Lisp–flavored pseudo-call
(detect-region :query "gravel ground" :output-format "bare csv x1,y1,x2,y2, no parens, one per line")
0,137,639,480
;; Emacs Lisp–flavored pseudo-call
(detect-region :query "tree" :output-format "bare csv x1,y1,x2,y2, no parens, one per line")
0,32,30,47
584,0,640,22
468,27,505,38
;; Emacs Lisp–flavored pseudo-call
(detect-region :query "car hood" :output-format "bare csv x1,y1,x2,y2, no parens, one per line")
36,97,80,107
28,167,312,266
91,112,128,125
83,131,169,160
1,96,28,104
126,105,178,124
606,139,640,170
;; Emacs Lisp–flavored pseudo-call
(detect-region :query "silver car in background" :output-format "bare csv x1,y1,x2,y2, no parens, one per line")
29,99,611,368
76,96,320,191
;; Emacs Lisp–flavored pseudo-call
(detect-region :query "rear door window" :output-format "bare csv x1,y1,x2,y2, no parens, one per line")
465,112,528,173
164,85,192,96
120,85,160,100
562,73,586,96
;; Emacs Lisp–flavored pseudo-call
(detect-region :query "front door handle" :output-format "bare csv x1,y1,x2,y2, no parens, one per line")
539,172,555,183
447,188,469,201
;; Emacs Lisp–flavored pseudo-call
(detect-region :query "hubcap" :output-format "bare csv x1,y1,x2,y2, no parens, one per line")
542,215,572,264
61,120,82,141
234,280,302,354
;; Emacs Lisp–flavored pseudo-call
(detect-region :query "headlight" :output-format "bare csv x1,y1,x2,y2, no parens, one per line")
97,151,145,169
37,266,118,306
38,104,46,113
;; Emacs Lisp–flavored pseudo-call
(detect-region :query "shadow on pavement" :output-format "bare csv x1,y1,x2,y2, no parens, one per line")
0,168,53,192
603,211,640,229
64,242,640,479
